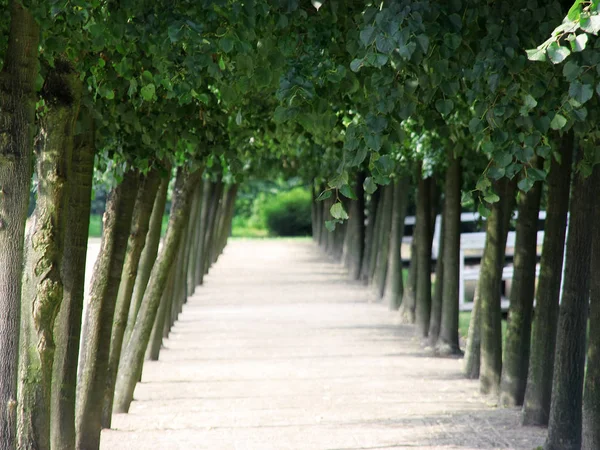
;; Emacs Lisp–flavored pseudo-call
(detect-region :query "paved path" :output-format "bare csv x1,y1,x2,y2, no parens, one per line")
100,239,545,450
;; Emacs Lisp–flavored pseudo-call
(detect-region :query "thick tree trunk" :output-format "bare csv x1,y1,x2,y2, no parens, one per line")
76,171,139,450
583,170,600,449
0,3,39,447
372,184,394,299
342,174,366,280
428,208,444,346
195,179,212,286
500,159,543,407
51,110,95,450
101,169,161,429
523,135,573,426
125,176,169,345
384,175,410,310
17,60,80,450
464,283,482,379
544,163,597,450
367,188,387,284
480,177,516,396
113,168,202,414
436,155,462,355
360,189,380,283
415,175,433,338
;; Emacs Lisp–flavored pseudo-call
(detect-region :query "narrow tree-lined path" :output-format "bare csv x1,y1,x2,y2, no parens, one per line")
100,239,545,450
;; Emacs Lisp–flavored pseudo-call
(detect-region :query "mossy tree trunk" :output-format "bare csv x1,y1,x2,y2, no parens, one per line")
101,169,161,429
113,168,202,414
342,173,366,281
147,262,177,361
186,182,203,296
384,175,410,310
0,3,39,446
464,283,482,379
545,163,598,450
76,171,139,450
436,155,462,355
124,176,170,345
51,109,95,450
360,189,380,283
195,179,212,286
202,179,224,276
215,184,238,256
480,177,516,396
500,158,543,407
17,59,80,450
523,134,573,426
368,187,387,284
415,175,433,338
372,184,394,299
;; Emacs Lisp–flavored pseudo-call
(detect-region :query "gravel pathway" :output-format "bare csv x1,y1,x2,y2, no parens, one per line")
100,239,546,450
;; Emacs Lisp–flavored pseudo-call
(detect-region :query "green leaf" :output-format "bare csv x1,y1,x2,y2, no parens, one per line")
495,152,512,168
140,83,156,101
350,58,363,72
526,47,547,62
569,81,594,104
398,42,417,59
352,147,368,167
435,99,454,116
236,110,243,126
478,203,491,218
529,168,547,182
550,113,567,130
518,177,535,193
476,176,491,191
255,66,272,87
330,202,349,220
469,117,483,133
376,34,395,54
416,34,429,53
325,220,336,232
519,94,538,116
142,70,153,82
547,42,571,64
580,14,600,34
363,177,377,194
563,61,582,81
572,34,589,52
568,0,583,20
484,192,500,203
317,190,332,201
360,26,376,47
219,37,235,53
235,54,254,75
340,184,357,200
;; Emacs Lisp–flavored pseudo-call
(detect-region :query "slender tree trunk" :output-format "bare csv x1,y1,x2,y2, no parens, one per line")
583,169,600,449
195,179,212,286
436,155,462,355
101,169,161,429
368,188,386,283
464,283,482,379
185,182,203,296
311,183,319,243
415,175,433,338
428,208,444,346
147,262,176,361
17,60,80,450
113,168,202,414
342,173,366,280
500,158,543,407
372,184,394,299
0,3,39,446
480,177,516,396
125,176,169,345
216,184,238,256
384,175,410,309
51,110,95,450
399,230,418,324
545,163,598,450
360,189,380,283
76,171,139,450
202,179,224,275
523,135,573,426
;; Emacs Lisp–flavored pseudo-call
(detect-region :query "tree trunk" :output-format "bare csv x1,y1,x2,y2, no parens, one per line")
415,175,433,338
372,184,394,299
500,158,543,407
523,134,573,426
186,182,204,296
76,171,139,450
545,163,597,450
51,109,95,450
311,183,319,243
480,177,516,396
583,169,600,449
384,175,410,309
101,169,161,429
464,283,482,379
124,176,169,345
399,229,418,324
195,179,212,286
17,59,80,450
436,155,462,355
113,168,202,414
360,188,380,283
202,179,224,276
342,173,366,280
428,208,444,346
0,3,39,447
216,184,238,256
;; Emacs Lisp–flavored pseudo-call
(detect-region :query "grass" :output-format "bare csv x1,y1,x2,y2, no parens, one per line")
88,214,169,238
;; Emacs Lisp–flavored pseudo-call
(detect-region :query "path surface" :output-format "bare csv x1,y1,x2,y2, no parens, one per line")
100,239,545,450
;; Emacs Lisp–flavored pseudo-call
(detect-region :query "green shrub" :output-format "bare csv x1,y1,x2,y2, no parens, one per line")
262,187,312,236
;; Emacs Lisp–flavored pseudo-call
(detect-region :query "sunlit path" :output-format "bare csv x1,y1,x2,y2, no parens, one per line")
100,239,545,450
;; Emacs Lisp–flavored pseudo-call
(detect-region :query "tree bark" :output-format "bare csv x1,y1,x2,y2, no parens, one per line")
464,283,482,379
523,134,573,426
76,171,139,450
500,158,543,407
101,169,161,429
202,179,224,276
428,208,444,346
480,177,516,396
113,168,202,414
186,182,203,296
399,228,418,324
415,175,433,338
195,179,212,286
51,109,95,450
215,184,238,256
384,175,410,310
147,261,176,361
436,155,462,355
125,176,169,345
0,3,39,447
372,183,394,299
545,162,597,450
360,188,380,283
342,173,366,280
367,187,387,284
17,59,80,450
